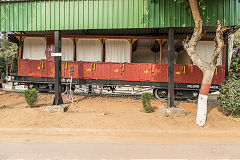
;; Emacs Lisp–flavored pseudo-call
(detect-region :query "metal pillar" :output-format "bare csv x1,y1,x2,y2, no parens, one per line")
168,28,175,107
6,62,8,79
53,31,63,105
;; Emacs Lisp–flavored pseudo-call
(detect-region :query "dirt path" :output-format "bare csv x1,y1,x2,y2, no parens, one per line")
0,91,239,131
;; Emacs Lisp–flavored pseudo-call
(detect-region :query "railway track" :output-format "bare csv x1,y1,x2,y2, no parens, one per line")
1,83,203,102
2,88,196,102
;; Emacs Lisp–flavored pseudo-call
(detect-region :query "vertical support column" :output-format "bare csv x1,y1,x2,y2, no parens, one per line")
6,62,8,79
53,31,63,105
159,40,162,64
168,28,175,107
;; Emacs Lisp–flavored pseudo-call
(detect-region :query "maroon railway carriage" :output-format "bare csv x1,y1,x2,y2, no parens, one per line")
9,32,227,99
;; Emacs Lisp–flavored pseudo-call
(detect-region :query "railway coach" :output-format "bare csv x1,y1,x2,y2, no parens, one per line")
1,0,240,100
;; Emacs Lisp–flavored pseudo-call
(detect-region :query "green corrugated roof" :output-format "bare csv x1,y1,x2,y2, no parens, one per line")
0,0,239,32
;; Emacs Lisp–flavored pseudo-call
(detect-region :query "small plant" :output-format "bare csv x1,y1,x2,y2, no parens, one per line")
23,88,38,107
217,75,240,116
141,92,153,113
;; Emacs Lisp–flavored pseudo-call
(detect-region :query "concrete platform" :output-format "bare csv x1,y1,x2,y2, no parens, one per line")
159,106,186,117
44,104,69,113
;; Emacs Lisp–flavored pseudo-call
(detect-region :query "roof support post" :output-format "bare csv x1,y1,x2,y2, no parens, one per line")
53,31,63,105
168,28,175,107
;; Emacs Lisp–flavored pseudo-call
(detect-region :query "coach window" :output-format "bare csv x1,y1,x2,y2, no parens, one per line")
196,41,222,66
105,39,131,63
131,39,160,64
161,40,191,65
23,37,46,60
61,38,74,61
76,39,102,62
174,40,191,65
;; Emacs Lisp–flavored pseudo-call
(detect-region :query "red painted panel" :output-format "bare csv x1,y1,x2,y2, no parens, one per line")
72,62,81,79
82,62,93,79
151,64,168,82
18,59,28,76
93,63,111,80
61,61,70,78
174,65,203,84
40,60,49,77
139,64,153,82
78,62,84,79
173,65,225,85
174,65,190,83
110,63,122,80
121,63,140,82
212,66,225,85
45,60,55,78
21,60,41,77
61,61,79,79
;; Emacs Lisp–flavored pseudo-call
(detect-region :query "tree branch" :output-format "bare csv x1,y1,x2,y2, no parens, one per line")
182,0,206,71
211,20,224,65
188,0,203,47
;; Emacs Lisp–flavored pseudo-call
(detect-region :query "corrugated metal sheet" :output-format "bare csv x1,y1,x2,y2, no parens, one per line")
0,0,239,32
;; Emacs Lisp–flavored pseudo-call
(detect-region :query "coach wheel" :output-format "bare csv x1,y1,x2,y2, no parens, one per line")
51,84,67,93
153,88,168,100
32,84,50,92
61,85,67,93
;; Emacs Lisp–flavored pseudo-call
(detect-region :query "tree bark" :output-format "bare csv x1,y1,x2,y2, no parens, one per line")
196,66,215,126
228,34,235,71
183,0,224,126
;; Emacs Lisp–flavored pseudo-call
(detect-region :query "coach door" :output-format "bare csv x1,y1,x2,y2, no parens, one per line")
76,38,102,79
61,38,75,78
104,39,131,81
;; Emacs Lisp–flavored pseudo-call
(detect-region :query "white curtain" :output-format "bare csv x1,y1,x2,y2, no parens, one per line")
196,41,222,66
76,39,102,62
61,38,74,61
105,39,131,63
23,37,46,60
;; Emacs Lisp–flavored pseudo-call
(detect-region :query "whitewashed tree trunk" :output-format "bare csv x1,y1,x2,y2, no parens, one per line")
183,0,225,126
196,67,215,126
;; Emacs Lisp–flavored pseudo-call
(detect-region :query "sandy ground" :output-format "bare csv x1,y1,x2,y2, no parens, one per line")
0,90,239,132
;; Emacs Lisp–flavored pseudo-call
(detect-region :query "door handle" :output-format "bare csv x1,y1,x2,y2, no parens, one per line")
152,64,154,73
41,61,44,69
91,63,96,71
65,62,68,70
121,64,125,72
181,66,186,74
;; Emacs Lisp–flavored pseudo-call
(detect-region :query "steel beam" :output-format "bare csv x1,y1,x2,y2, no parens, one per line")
168,28,175,107
53,31,63,105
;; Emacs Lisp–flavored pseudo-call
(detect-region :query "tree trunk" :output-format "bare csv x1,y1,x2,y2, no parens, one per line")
196,66,215,126
183,0,224,126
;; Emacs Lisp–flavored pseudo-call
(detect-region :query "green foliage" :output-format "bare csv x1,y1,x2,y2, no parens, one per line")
0,33,18,77
217,75,240,116
230,29,240,74
141,92,153,113
234,29,240,51
23,88,38,107
230,51,240,74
